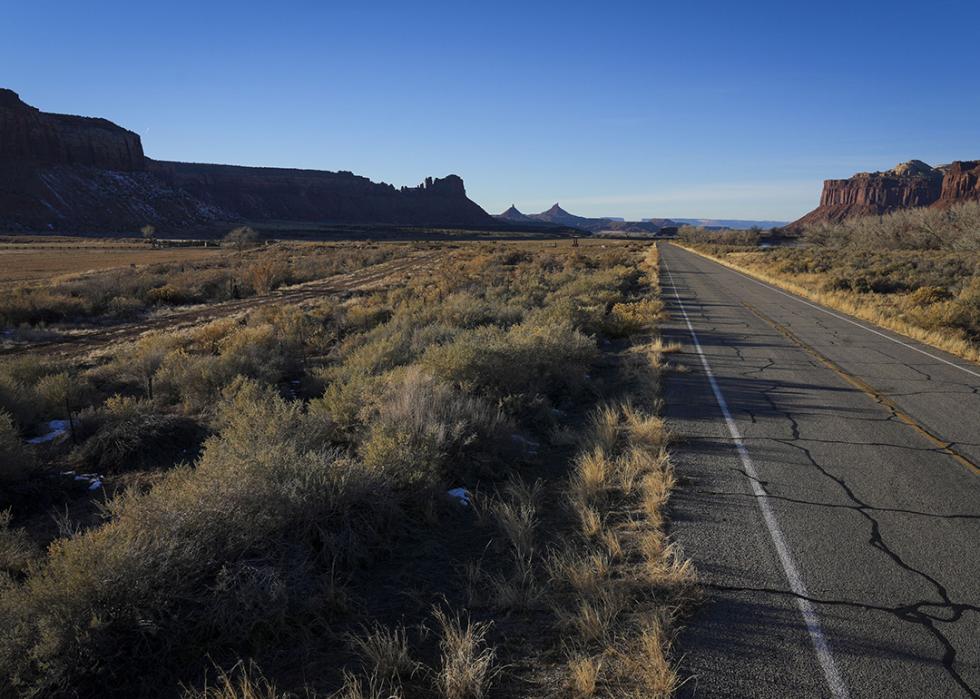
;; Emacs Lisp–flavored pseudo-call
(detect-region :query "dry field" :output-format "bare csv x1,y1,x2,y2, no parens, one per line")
0,237,224,285
0,238,697,698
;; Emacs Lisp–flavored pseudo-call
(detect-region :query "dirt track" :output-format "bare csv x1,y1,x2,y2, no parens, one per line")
0,250,441,358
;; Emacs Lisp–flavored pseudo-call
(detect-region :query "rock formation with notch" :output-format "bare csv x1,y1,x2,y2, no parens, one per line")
0,89,495,233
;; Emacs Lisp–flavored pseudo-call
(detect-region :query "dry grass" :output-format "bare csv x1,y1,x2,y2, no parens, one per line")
182,661,286,699
620,618,681,698
567,654,602,697
547,328,698,697
571,446,613,504
547,546,611,597
348,624,419,683
433,608,497,699
0,239,698,697
490,493,537,557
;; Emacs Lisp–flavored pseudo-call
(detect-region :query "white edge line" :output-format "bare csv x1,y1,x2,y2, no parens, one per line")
663,255,850,699
674,244,980,380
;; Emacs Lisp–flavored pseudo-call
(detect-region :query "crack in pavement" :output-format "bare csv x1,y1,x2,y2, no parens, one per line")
703,581,980,698
771,436,979,696
692,489,980,521
664,246,980,696
741,300,979,477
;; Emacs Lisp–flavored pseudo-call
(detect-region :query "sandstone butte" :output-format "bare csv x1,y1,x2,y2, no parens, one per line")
791,158,980,229
0,88,495,233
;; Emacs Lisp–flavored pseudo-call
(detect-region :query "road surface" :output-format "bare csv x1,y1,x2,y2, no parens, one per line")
659,243,980,698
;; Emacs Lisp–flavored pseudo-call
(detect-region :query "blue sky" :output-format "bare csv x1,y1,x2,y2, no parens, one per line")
4,1,979,220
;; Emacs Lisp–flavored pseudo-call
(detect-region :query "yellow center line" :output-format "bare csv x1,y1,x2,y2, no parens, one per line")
741,301,980,478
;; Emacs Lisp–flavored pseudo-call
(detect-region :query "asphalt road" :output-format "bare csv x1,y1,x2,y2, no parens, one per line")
660,243,980,698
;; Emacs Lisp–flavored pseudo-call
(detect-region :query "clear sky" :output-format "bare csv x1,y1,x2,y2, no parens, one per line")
4,1,979,221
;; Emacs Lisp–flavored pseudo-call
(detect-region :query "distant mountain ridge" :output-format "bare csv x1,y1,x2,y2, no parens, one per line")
0,89,496,233
666,218,789,230
496,203,675,234
498,205,533,222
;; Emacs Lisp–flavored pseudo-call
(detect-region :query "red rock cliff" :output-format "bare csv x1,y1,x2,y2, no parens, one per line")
937,161,980,206
791,160,980,228
0,90,495,232
0,89,144,171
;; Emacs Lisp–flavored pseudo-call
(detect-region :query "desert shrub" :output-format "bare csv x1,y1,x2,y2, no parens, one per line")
154,350,226,412
806,201,980,251
679,226,763,247
554,265,642,307
191,318,240,355
106,295,145,319
0,356,74,430
434,291,523,329
153,320,304,411
0,287,93,326
34,371,98,439
0,380,393,696
0,375,40,431
0,412,34,485
337,324,416,377
603,299,665,337
287,245,396,284
360,368,506,486
39,369,98,410
147,283,198,305
311,372,384,440
122,333,181,400
73,396,204,472
422,319,596,401
946,277,980,338
341,300,392,336
244,256,291,295
908,286,953,306
217,324,297,385
0,509,38,577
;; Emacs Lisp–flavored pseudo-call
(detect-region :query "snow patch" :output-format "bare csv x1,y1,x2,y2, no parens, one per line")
69,472,104,491
447,487,472,507
27,419,70,444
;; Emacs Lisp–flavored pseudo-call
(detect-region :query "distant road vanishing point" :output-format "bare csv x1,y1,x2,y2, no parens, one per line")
660,243,980,698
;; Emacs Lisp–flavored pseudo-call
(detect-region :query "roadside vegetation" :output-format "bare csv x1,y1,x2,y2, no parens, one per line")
0,240,696,697
677,202,980,362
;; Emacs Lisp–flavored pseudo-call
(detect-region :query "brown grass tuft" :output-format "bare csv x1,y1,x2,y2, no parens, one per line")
433,608,497,699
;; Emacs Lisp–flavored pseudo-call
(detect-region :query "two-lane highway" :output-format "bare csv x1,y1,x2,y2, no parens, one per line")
660,243,980,697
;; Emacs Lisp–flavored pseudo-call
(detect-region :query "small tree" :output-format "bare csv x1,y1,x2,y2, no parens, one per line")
245,256,290,295
224,226,261,252
35,371,90,444
141,225,156,244
129,334,173,400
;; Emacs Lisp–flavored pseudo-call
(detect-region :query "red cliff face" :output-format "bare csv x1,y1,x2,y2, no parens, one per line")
791,160,980,228
0,90,495,232
937,161,980,206
0,89,144,171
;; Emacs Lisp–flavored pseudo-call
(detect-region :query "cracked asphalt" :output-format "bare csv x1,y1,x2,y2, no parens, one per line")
660,244,980,698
